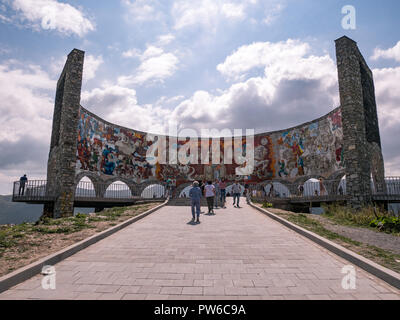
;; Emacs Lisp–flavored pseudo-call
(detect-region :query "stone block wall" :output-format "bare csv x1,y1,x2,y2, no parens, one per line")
335,36,385,208
43,49,84,218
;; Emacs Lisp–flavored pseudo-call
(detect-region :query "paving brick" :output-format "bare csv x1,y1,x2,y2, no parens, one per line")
1,202,399,301
182,287,203,295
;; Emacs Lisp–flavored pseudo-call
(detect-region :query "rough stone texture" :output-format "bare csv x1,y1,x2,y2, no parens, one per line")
44,49,85,218
335,36,385,208
1,203,398,300
43,37,386,217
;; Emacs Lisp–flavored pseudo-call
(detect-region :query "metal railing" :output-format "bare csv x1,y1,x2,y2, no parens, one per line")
13,180,167,202
12,177,400,203
12,180,52,201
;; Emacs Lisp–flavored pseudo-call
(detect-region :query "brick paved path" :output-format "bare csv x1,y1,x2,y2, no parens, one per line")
1,202,399,300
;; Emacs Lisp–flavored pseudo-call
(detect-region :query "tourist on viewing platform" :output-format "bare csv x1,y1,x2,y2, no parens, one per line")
189,181,202,223
18,174,28,196
219,178,227,208
213,179,220,208
204,181,215,214
232,181,241,208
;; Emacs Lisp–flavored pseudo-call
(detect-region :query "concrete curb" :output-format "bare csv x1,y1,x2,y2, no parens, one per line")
0,201,167,294
248,200,400,290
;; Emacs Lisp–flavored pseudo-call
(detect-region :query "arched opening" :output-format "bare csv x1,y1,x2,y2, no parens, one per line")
302,178,329,197
141,184,165,199
263,182,290,198
179,185,192,198
75,176,96,197
104,181,132,199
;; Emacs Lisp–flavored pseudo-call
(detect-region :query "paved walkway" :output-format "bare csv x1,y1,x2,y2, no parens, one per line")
1,201,399,300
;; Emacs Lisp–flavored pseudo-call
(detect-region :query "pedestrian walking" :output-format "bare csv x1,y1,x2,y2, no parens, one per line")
232,181,241,208
244,183,250,202
189,181,202,223
219,178,227,208
19,174,28,196
204,181,215,214
213,179,220,208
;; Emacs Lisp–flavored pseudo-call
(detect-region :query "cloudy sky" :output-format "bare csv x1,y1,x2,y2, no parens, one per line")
0,0,399,194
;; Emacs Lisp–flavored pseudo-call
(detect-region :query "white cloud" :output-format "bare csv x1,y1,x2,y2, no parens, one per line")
0,60,55,193
169,39,338,134
83,55,104,81
121,0,163,22
221,3,245,20
216,39,334,87
156,33,175,46
372,66,400,175
81,85,169,134
11,0,95,37
118,46,179,86
371,41,400,62
263,2,285,25
172,0,220,31
172,0,281,31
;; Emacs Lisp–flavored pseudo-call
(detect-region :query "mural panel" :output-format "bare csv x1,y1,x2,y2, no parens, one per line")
76,107,344,186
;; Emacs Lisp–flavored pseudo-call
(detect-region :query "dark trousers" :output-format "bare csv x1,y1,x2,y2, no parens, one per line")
233,193,240,206
220,189,226,204
206,196,214,213
19,185,25,196
191,199,200,219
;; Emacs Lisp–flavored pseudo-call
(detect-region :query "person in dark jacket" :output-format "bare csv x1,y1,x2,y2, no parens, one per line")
189,181,202,223
19,174,28,196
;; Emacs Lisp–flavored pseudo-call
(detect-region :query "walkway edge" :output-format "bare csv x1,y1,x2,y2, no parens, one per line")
248,201,400,290
0,201,167,294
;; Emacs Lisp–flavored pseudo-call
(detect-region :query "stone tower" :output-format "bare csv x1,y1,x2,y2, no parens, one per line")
335,36,385,208
43,49,85,218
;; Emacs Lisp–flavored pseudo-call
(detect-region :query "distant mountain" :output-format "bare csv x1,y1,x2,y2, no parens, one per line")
0,195,93,225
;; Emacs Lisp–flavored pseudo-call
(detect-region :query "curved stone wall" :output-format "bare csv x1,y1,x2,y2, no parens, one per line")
76,106,344,187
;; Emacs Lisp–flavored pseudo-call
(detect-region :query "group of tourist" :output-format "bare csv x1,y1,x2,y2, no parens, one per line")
189,179,245,223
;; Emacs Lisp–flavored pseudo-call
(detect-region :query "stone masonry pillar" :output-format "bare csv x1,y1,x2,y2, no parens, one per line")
335,36,384,208
43,49,85,218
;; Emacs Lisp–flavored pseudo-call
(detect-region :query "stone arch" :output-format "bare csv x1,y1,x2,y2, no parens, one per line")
178,184,194,198
75,173,102,198
137,179,166,197
104,180,132,199
261,180,291,198
141,183,166,198
175,182,195,198
302,177,329,197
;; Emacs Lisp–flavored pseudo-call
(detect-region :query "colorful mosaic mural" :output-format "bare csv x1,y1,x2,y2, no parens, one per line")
76,107,344,185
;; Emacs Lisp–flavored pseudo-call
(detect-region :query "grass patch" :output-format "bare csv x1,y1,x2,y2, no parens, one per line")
321,204,400,235
270,209,400,274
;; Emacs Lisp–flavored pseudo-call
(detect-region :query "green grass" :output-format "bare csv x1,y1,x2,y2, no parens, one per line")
272,210,400,273
321,204,399,233
286,213,362,246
